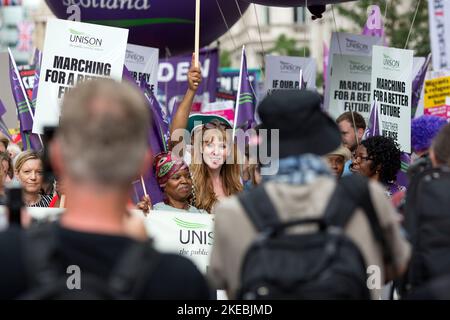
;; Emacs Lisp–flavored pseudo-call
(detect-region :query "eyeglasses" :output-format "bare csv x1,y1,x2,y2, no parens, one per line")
203,119,232,130
352,153,372,162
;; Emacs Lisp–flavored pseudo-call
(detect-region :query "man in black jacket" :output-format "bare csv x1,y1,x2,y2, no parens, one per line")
0,79,210,300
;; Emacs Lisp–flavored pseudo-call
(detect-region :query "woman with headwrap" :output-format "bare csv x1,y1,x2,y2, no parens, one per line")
137,151,207,214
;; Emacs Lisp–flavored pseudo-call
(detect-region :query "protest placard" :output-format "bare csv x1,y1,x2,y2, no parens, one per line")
33,19,128,134
264,55,316,95
328,54,372,121
125,44,159,93
144,211,214,274
324,32,383,112
371,46,413,153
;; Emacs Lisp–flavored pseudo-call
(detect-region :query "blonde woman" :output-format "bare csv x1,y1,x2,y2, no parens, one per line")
189,119,243,212
14,150,52,207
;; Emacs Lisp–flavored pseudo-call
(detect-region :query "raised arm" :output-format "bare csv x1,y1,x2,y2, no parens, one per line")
169,53,202,137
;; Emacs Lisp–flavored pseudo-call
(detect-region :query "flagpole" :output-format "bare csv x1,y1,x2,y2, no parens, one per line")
8,48,44,146
140,175,148,197
195,0,200,68
233,45,245,137
299,69,303,89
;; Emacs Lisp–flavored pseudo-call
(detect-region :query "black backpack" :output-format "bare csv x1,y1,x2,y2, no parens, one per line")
402,166,450,294
237,175,392,300
19,223,160,300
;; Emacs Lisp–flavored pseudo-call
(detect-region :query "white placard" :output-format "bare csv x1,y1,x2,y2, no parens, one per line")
33,19,129,134
428,0,450,71
371,46,413,153
264,55,316,95
144,211,214,274
125,43,159,93
328,54,372,122
325,32,384,112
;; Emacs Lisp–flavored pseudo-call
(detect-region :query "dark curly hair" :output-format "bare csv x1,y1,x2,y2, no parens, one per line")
361,136,401,184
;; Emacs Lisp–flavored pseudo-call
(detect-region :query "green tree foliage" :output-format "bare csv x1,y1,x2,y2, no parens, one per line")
220,49,232,68
269,34,310,57
335,0,430,57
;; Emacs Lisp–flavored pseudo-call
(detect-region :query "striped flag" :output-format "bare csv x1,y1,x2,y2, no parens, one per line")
233,46,256,135
8,49,42,151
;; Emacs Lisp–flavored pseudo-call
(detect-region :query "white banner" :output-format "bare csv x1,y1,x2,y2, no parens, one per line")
264,55,316,95
371,46,413,153
325,32,384,112
144,211,214,274
428,0,450,71
328,54,372,122
33,19,129,134
125,44,159,94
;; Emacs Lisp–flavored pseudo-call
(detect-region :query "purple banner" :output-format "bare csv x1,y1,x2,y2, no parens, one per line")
217,68,259,101
31,49,42,111
157,48,219,118
9,52,42,151
234,47,256,131
124,66,166,205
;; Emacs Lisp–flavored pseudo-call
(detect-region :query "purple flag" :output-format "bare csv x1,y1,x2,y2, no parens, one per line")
31,48,42,111
0,98,6,118
363,100,380,139
412,54,431,118
124,67,167,205
0,117,11,140
9,51,42,151
362,5,385,38
233,46,256,133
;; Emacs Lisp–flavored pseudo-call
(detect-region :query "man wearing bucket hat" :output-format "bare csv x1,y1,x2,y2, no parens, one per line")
325,145,352,179
209,89,410,299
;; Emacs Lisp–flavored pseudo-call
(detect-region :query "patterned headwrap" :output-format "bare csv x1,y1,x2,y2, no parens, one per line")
154,151,189,188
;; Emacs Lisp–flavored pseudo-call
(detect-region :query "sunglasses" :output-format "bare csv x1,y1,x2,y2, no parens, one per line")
203,120,232,130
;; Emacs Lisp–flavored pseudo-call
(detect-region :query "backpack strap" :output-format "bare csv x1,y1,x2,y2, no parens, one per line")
325,175,393,265
108,239,160,299
238,185,281,232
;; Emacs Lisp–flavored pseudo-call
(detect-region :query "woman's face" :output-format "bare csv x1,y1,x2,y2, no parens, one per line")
350,144,376,178
164,168,192,202
17,159,44,194
202,130,228,170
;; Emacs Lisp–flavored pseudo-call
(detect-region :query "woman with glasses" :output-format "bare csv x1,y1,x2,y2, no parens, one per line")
14,150,52,207
350,136,403,197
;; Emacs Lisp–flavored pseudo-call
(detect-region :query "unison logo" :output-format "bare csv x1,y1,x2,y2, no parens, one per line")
69,29,102,47
383,54,400,70
349,60,371,73
126,50,145,63
279,61,301,73
345,38,369,52
62,0,151,10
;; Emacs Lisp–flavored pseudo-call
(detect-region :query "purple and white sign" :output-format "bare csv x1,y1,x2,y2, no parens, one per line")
157,48,219,117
